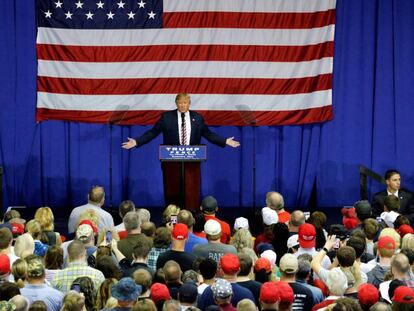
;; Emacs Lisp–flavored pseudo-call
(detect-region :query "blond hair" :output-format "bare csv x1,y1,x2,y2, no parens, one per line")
379,228,401,249
230,228,254,252
77,209,100,229
34,207,54,231
25,220,43,240
162,204,180,224
11,259,27,288
14,233,35,258
401,233,414,251
61,291,86,311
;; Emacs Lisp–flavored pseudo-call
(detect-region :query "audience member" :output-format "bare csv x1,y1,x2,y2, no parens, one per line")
198,254,254,310
177,210,207,252
156,223,196,272
20,255,63,311
148,227,171,272
68,186,114,234
105,277,141,311
211,278,237,311
237,253,262,305
367,236,396,287
279,253,314,311
200,196,231,244
52,240,105,293
193,219,237,264
34,207,62,246
288,210,306,236
266,191,291,224
117,211,144,261
114,200,136,232
197,258,217,295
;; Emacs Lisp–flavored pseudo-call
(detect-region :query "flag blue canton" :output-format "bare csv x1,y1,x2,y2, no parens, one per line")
36,0,163,29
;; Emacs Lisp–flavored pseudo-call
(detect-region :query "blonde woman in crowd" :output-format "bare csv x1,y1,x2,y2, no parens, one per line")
25,219,48,257
34,207,62,246
14,233,34,259
11,258,27,288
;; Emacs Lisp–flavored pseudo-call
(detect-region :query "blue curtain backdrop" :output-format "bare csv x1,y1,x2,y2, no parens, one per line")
1,0,414,211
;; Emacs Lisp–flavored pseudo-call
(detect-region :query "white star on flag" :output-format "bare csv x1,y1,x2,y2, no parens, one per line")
106,11,115,19
44,10,52,18
65,11,73,19
148,11,156,19
75,1,84,9
137,0,146,8
127,11,136,19
96,1,104,9
55,0,63,8
117,1,125,9
85,11,94,19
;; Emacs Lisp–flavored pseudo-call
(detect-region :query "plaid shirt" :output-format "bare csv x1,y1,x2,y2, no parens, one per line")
51,262,105,293
148,247,169,271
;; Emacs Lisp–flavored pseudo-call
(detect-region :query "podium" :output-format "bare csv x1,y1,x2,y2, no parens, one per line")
159,146,207,211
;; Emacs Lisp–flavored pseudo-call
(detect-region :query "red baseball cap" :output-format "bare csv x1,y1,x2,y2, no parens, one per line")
397,224,414,238
151,283,170,304
254,257,271,273
298,223,316,248
260,282,280,304
275,281,294,303
358,283,379,306
11,223,24,236
78,220,98,234
377,236,396,250
172,223,188,240
392,286,414,304
0,254,11,275
220,253,240,274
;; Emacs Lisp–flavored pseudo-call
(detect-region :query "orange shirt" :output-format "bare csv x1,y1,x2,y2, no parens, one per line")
277,211,291,224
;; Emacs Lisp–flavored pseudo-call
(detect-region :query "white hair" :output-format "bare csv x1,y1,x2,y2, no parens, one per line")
326,267,348,296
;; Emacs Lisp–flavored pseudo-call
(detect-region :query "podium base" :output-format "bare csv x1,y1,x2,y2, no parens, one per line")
162,162,201,211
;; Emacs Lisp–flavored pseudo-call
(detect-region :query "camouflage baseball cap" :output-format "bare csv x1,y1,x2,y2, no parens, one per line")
27,258,45,278
0,301,16,311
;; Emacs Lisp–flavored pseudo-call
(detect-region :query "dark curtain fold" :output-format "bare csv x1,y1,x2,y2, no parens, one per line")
1,0,414,211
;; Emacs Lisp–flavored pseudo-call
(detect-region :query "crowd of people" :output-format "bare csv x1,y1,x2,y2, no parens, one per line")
0,171,414,311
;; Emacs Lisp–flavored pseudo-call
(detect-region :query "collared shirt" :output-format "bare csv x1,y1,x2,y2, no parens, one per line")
51,261,105,293
68,202,114,234
21,283,64,311
177,110,191,145
148,247,169,272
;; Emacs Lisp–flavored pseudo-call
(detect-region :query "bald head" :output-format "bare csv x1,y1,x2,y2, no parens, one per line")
266,191,285,211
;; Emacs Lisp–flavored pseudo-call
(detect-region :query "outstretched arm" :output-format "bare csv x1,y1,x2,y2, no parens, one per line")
226,137,240,148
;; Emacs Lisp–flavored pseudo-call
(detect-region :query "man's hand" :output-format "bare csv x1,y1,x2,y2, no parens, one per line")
324,235,337,252
122,137,137,149
226,137,240,148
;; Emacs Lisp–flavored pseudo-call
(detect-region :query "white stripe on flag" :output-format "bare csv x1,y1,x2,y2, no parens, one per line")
164,0,336,13
37,91,332,111
38,58,333,79
37,26,335,47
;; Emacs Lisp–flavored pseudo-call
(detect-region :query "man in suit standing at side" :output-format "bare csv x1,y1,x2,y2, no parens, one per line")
122,93,240,208
371,169,414,224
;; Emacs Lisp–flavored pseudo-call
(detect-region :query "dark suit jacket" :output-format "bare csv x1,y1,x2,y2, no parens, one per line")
135,110,226,147
371,189,414,224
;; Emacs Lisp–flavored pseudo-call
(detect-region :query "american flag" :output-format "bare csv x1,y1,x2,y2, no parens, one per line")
36,0,336,126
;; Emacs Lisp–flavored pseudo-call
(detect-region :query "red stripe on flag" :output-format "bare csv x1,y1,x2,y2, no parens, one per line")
37,74,332,95
37,42,334,62
163,10,336,29
36,106,333,126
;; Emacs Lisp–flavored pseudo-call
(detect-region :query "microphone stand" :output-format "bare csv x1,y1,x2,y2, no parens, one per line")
107,108,129,210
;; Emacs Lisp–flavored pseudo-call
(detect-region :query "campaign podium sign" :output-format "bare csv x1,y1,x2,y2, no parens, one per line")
159,145,207,161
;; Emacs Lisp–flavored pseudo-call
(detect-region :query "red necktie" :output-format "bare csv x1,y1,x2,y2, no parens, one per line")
181,113,187,145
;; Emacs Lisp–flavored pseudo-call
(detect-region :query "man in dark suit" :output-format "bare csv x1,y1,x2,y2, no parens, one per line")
122,93,240,208
371,169,414,224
